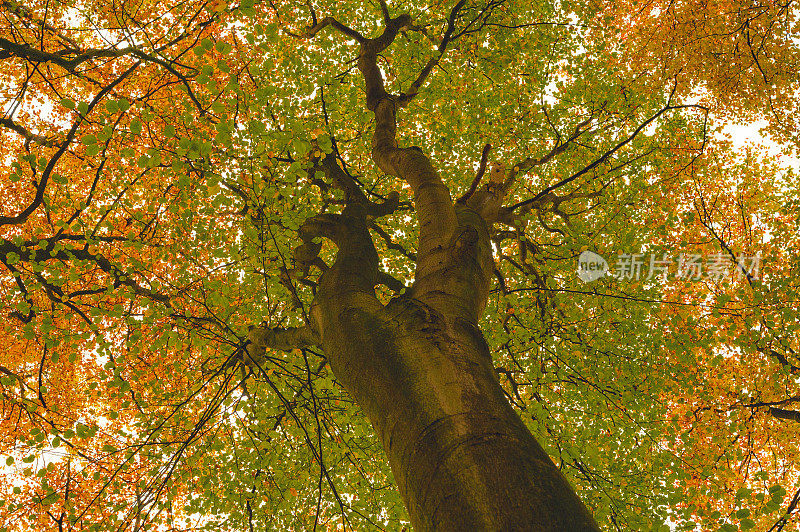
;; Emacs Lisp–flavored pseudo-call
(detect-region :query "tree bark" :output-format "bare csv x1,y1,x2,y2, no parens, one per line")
319,297,600,531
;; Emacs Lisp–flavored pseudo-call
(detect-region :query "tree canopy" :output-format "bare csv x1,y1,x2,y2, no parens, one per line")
1,0,799,530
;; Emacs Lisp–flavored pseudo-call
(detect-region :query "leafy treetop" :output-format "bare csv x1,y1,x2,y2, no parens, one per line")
0,0,799,530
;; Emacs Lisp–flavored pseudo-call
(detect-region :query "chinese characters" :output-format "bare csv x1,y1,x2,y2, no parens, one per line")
577,250,761,282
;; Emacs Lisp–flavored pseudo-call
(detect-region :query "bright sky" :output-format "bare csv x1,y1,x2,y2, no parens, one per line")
724,121,800,171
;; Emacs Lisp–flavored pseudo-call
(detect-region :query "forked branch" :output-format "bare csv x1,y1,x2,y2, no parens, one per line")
297,17,366,43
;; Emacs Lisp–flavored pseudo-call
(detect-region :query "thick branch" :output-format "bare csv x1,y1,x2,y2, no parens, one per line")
299,212,380,303
397,1,465,107
366,191,400,219
245,325,320,367
457,143,491,204
370,222,417,261
371,98,457,275
307,6,489,320
315,152,368,204
511,189,602,219
0,237,169,303
378,0,391,22
355,14,412,111
0,36,134,72
758,347,800,374
770,407,800,422
300,17,366,43
376,270,406,292
0,117,54,146
350,10,457,268
372,14,412,53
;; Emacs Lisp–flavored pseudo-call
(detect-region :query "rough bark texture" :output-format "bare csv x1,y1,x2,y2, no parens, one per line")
249,9,601,531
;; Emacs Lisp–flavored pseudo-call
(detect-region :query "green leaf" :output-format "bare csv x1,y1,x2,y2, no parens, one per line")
60,98,75,109
40,492,58,506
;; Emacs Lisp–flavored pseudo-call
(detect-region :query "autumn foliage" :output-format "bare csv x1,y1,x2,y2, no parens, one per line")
0,0,799,530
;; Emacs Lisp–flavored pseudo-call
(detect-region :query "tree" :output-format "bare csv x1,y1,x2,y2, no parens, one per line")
1,0,799,530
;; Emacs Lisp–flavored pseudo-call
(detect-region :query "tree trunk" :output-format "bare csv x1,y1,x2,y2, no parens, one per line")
319,296,600,531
